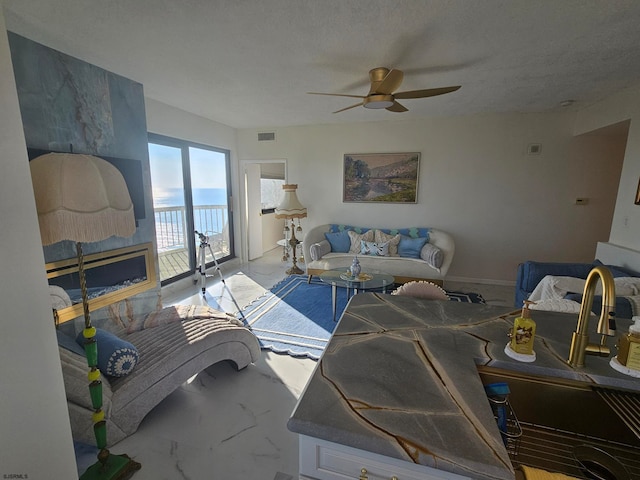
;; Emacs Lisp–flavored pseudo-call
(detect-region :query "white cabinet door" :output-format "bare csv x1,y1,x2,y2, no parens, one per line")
299,435,470,480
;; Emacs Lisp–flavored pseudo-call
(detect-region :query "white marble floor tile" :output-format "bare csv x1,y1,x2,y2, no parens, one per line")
114,351,316,480
109,248,514,479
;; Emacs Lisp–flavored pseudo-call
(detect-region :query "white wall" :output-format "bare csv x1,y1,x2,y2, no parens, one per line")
145,97,630,284
237,113,625,283
574,84,640,252
0,3,78,477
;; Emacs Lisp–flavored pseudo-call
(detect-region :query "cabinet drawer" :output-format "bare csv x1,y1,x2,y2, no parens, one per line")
299,435,469,480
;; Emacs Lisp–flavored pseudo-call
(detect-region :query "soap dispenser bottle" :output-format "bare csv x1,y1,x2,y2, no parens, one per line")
617,316,640,371
510,300,536,355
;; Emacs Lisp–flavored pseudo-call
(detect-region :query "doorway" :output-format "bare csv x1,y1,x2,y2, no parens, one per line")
241,160,286,261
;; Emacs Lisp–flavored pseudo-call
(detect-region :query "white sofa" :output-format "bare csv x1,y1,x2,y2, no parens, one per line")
303,224,455,284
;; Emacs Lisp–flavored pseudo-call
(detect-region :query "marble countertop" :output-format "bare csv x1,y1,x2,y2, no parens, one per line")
287,293,639,480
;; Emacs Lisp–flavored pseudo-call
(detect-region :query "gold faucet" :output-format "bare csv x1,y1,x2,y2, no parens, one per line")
568,266,617,367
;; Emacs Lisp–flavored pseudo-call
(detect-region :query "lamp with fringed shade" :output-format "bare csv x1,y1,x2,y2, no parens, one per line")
274,184,307,275
30,153,141,479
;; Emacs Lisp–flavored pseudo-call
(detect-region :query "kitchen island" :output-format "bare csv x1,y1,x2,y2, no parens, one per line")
287,293,639,480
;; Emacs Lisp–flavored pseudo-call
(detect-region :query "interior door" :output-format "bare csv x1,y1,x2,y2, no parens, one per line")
245,163,263,260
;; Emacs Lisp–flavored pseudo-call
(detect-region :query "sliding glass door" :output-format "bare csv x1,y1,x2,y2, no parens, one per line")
148,134,233,284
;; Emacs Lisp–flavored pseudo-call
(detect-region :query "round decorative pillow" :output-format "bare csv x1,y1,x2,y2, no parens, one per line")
76,328,139,377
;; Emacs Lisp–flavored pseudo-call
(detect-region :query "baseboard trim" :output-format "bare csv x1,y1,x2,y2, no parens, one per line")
445,275,516,287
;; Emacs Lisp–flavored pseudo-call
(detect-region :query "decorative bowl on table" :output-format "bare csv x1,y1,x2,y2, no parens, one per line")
340,272,373,282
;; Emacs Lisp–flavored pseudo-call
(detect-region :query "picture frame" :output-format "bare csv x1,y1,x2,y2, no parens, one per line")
343,152,420,203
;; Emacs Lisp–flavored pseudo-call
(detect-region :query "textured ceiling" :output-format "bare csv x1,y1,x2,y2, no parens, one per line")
4,0,640,129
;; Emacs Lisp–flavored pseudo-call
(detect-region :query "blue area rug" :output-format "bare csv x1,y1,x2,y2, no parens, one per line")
241,275,350,360
240,275,486,360
446,291,486,304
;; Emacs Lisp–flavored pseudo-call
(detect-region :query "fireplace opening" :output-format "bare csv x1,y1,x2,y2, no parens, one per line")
47,242,156,324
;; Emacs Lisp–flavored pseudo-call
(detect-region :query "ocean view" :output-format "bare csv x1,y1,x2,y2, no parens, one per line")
153,188,229,251
153,187,227,208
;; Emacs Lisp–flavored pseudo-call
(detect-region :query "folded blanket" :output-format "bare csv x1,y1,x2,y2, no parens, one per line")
529,299,585,314
529,276,640,303
626,295,640,317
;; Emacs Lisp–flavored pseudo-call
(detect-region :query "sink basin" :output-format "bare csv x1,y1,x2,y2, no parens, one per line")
477,366,640,480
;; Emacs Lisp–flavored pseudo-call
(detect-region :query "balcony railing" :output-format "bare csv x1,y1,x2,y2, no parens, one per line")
154,205,229,281
154,205,228,251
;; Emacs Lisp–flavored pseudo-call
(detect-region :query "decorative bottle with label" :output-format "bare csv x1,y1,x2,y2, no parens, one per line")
617,316,640,371
510,300,536,355
350,255,361,277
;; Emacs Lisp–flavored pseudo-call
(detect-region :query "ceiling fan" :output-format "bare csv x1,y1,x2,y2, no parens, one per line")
308,67,461,113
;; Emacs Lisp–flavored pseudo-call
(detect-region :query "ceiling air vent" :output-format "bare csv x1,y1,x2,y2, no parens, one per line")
257,132,276,142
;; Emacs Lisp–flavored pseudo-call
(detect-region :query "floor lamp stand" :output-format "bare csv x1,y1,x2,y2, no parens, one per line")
285,219,304,275
76,241,141,480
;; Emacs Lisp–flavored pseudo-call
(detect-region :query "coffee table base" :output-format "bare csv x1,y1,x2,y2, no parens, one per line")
329,280,390,322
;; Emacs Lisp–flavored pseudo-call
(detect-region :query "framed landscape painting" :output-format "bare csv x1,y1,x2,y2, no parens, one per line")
343,152,420,203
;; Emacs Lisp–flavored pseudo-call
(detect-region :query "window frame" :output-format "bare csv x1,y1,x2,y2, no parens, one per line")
148,132,234,285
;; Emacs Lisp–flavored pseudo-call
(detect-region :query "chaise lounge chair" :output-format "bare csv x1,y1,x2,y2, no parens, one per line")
58,307,260,446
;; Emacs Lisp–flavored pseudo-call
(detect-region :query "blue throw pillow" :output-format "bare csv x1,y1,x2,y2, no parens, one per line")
324,230,351,253
398,235,428,258
76,328,139,377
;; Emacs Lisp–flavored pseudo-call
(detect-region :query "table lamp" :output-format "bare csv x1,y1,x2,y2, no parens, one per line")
274,184,307,275
30,152,141,479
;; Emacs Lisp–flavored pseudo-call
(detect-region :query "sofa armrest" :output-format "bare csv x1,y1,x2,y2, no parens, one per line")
519,261,594,290
303,225,331,264
515,261,594,307
427,229,455,277
309,240,331,261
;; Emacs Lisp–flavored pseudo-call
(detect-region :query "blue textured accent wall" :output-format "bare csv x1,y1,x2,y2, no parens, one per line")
8,32,147,158
8,32,160,331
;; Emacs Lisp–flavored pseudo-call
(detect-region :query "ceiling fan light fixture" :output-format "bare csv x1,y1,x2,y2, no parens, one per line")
363,94,394,109
309,67,460,114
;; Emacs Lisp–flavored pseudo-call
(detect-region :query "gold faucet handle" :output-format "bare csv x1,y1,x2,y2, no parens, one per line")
585,337,612,357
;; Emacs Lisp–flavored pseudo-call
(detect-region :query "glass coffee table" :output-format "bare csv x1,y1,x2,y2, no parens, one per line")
319,268,395,321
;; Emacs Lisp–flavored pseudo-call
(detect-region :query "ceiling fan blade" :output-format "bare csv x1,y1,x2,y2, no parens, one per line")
386,101,408,113
374,69,404,94
308,92,366,99
394,86,461,99
333,101,364,113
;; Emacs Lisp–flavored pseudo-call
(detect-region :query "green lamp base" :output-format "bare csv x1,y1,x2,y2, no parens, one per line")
79,449,141,480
